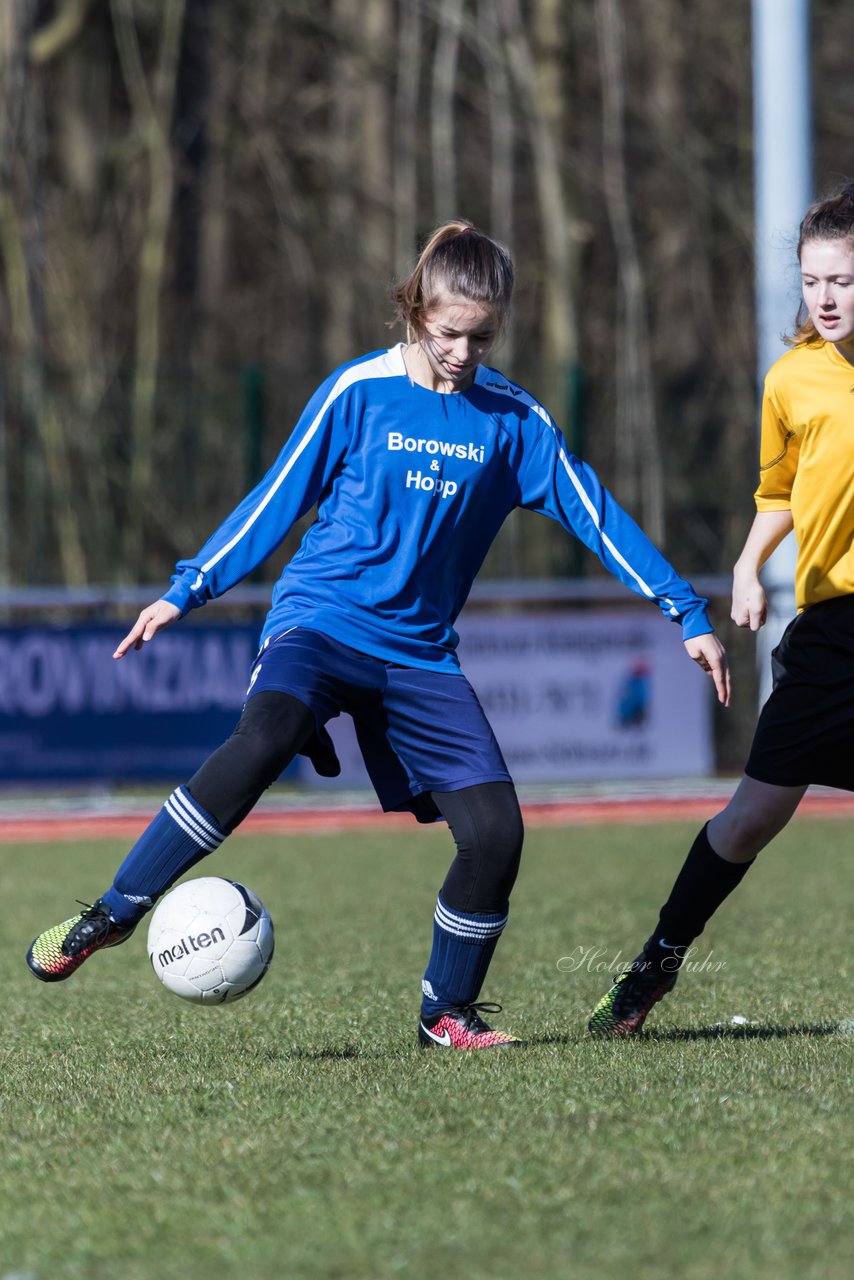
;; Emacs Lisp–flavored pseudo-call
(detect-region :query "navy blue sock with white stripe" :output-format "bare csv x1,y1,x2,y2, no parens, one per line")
420,894,508,1015
101,786,226,925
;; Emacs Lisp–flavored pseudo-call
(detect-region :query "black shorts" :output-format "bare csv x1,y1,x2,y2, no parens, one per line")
746,595,854,790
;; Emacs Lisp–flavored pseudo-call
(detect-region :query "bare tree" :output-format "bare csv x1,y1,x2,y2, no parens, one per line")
594,0,664,543
432,0,465,224
477,0,514,262
110,0,187,570
355,0,394,302
0,0,87,584
495,0,579,432
394,0,423,279
323,0,359,367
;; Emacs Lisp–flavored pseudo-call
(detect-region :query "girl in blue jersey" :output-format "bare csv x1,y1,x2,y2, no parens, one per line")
26,220,729,1049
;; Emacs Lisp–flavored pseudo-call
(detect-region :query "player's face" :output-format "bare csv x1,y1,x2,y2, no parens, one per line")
418,294,500,391
800,239,854,357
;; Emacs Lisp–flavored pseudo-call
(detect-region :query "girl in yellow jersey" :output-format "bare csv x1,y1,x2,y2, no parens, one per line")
588,182,854,1035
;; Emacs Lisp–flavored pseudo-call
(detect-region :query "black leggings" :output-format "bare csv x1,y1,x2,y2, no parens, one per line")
432,783,523,913
187,690,524,914
188,690,315,830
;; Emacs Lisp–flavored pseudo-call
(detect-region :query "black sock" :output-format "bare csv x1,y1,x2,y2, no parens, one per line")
643,823,755,973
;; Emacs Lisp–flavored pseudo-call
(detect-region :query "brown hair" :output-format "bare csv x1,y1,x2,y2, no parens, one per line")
790,182,854,345
390,219,514,341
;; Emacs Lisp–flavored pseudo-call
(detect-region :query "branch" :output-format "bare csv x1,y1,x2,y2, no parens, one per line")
29,0,97,66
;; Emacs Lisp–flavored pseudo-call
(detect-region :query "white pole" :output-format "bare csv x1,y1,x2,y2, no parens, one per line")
751,0,812,702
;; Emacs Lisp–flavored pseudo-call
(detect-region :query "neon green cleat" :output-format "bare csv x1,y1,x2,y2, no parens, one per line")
587,960,677,1037
26,900,135,983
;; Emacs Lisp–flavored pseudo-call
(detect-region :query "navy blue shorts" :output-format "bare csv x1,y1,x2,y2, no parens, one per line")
246,628,512,815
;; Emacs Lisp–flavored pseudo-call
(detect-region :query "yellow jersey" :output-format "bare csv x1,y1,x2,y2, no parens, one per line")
755,339,854,609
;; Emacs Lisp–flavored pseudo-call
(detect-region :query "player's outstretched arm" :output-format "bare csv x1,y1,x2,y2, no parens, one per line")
683,632,731,707
113,600,182,659
731,510,794,631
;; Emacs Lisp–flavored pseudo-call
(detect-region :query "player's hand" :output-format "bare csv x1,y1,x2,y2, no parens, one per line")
683,632,731,707
113,599,181,659
731,574,767,631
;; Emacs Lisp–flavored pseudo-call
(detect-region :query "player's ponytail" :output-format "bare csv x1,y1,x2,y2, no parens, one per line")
790,183,854,345
391,220,514,341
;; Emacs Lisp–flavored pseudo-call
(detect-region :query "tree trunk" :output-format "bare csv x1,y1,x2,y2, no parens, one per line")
495,0,578,433
111,0,187,573
431,0,465,224
393,0,422,280
0,0,87,584
324,0,358,368
477,0,514,259
595,0,664,544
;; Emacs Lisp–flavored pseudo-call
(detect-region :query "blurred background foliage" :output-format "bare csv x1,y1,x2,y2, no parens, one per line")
0,0,851,603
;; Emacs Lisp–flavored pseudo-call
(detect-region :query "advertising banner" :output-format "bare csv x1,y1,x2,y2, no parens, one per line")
0,610,712,785
456,610,712,780
0,624,260,782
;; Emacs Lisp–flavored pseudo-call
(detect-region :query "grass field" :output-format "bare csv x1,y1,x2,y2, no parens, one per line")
3,817,854,1280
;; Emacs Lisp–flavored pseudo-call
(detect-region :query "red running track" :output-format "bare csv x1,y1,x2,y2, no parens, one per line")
2,791,854,842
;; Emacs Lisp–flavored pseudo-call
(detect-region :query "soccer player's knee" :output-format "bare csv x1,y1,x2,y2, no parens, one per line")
714,804,783,858
487,803,524,875
189,691,315,830
470,796,524,892
233,691,313,778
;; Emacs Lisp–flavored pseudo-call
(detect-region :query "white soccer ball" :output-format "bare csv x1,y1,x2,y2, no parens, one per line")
147,877,274,1004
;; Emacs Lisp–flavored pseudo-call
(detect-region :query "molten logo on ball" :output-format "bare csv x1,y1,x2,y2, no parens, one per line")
147,877,274,1004
157,926,227,967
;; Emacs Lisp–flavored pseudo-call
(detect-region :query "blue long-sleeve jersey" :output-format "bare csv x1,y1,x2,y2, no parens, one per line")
163,344,712,671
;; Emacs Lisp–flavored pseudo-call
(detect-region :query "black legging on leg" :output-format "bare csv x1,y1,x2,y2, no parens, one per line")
187,690,316,832
432,782,524,914
188,697,524,913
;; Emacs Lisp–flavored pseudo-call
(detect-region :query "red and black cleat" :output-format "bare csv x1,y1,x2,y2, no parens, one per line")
418,1002,525,1049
